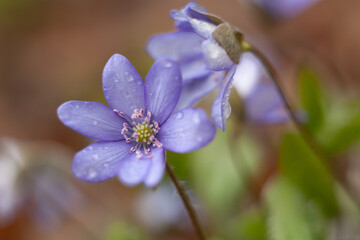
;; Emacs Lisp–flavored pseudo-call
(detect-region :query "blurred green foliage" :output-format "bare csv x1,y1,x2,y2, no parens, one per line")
265,178,325,240
279,133,339,217
225,207,267,240
299,69,325,132
105,221,146,240
190,129,242,218
299,68,360,156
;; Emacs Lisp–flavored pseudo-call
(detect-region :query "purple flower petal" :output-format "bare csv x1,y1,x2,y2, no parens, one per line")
158,108,216,153
244,83,289,123
145,58,182,125
202,37,234,70
255,0,320,19
232,52,261,97
102,54,145,117
143,147,166,188
170,10,193,31
211,66,237,131
72,141,131,183
118,153,151,187
171,2,217,39
57,101,126,141
181,59,210,84
175,71,224,111
147,31,203,62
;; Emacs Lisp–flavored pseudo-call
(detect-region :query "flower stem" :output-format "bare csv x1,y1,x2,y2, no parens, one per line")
165,161,207,240
243,42,328,161
242,42,360,207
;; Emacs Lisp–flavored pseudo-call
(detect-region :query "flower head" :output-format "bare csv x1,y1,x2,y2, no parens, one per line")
58,54,216,187
250,0,321,20
147,1,289,131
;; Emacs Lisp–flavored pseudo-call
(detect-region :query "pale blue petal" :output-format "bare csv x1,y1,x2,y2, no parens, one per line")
211,66,236,131
102,54,145,117
144,147,166,188
147,31,203,62
175,71,224,111
158,108,216,153
57,101,126,141
181,59,210,84
72,141,131,183
145,59,182,125
118,153,151,187
245,83,289,123
171,2,217,39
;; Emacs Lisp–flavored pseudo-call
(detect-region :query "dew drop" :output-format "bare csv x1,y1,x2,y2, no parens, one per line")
128,75,134,82
92,153,99,160
103,162,109,167
192,113,200,124
164,62,172,68
196,136,203,142
92,120,98,126
87,168,97,179
75,104,80,109
224,103,231,119
176,112,184,120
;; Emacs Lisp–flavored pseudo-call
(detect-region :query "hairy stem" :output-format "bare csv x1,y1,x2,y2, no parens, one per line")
165,161,207,240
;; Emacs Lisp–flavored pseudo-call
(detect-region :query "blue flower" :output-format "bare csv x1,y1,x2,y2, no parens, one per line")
147,2,289,130
57,54,216,187
250,0,321,20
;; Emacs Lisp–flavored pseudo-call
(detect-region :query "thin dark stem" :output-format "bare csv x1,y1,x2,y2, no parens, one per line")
165,161,207,240
243,43,328,162
242,42,360,208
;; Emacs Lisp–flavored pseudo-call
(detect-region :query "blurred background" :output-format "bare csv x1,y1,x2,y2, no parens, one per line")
1,0,360,239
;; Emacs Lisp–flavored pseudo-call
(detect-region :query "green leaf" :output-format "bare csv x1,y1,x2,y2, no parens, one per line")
105,221,146,240
318,99,360,155
280,133,339,217
190,129,242,217
265,178,326,240
225,208,267,240
299,68,325,133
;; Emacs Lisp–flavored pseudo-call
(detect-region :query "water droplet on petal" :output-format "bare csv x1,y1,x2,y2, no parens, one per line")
164,62,172,68
193,113,200,124
103,162,109,167
92,153,99,160
128,75,134,82
196,136,203,142
92,120,98,126
87,168,97,179
75,105,80,109
224,103,231,119
176,112,184,120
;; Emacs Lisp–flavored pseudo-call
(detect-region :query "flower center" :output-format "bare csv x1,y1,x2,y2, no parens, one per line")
134,123,152,143
113,108,162,159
